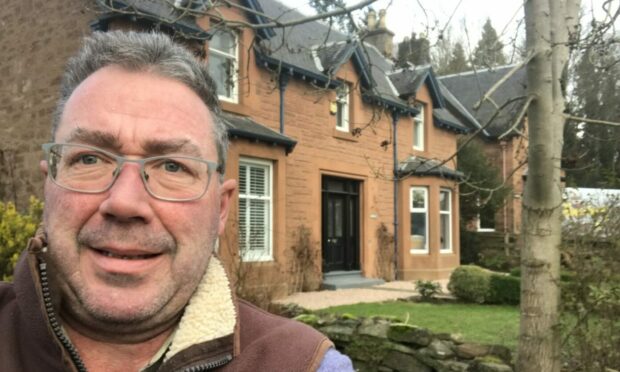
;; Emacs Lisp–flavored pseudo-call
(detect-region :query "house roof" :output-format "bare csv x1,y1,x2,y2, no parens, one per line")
388,65,468,134
439,65,527,139
246,0,419,116
398,156,464,181
221,112,297,154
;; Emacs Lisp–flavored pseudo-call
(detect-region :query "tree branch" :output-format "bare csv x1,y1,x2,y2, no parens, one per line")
498,94,535,140
473,51,535,110
565,115,620,127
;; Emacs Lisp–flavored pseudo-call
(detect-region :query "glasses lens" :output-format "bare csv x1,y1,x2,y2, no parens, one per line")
144,157,211,200
47,144,116,192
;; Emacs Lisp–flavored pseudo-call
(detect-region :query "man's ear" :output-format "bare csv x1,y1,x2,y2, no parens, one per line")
217,179,237,236
40,160,48,178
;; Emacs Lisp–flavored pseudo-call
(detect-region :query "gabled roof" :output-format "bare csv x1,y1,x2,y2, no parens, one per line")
439,65,527,139
245,0,419,116
387,66,468,134
221,112,297,154
398,156,464,180
388,65,445,109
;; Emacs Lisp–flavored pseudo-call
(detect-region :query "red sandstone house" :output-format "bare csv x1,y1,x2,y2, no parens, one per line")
1,0,479,295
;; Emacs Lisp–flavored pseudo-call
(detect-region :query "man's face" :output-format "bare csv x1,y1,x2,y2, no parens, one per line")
41,65,235,336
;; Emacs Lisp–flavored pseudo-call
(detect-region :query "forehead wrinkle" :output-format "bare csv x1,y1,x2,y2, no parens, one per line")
64,127,122,152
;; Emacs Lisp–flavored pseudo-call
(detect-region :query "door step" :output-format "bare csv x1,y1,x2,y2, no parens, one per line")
321,270,385,290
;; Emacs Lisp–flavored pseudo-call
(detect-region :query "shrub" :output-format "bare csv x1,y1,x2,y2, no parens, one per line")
448,265,491,303
0,197,44,281
488,274,520,305
415,280,442,301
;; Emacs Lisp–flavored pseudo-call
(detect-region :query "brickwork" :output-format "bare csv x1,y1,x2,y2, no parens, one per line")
0,0,96,209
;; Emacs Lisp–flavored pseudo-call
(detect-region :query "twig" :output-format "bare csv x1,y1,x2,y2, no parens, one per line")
498,94,535,140
473,51,535,110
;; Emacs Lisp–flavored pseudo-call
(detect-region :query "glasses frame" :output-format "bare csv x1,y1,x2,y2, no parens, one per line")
42,143,220,202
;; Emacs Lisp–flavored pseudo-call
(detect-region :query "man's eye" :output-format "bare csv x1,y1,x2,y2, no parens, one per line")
68,153,103,166
79,154,100,165
163,160,184,173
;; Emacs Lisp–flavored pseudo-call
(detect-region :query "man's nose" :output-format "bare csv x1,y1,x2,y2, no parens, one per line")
98,162,155,223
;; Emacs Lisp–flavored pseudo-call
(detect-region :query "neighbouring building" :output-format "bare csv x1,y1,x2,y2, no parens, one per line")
1,0,473,295
439,65,529,235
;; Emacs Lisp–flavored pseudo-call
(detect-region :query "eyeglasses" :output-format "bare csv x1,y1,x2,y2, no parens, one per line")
42,143,220,202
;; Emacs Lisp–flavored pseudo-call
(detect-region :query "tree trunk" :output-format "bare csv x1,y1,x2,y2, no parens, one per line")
519,0,579,371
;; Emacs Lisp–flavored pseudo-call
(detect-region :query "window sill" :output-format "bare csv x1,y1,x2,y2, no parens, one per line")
240,254,274,263
332,128,358,142
409,249,429,255
440,249,453,254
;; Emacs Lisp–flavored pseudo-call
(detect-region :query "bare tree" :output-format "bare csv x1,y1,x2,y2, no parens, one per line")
519,0,580,370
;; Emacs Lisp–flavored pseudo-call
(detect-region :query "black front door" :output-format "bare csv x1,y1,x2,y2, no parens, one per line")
322,176,360,272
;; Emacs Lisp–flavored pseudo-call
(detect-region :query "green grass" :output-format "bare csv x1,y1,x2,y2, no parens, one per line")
322,301,519,348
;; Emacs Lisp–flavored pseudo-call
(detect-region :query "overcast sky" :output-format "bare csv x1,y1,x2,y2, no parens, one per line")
285,0,617,53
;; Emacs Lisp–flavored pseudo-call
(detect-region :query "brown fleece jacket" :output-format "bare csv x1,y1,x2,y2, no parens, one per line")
0,235,332,372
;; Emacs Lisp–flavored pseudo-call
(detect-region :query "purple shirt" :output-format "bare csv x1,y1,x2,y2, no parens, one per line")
317,348,354,371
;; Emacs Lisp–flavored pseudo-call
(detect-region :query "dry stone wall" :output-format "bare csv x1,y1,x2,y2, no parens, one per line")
295,313,514,372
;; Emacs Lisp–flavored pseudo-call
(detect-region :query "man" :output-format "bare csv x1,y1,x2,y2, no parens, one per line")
0,31,353,371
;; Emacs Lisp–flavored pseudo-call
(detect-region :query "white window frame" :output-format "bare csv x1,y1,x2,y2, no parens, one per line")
440,189,453,253
335,84,350,132
208,28,238,103
238,158,273,262
410,187,429,254
413,104,425,151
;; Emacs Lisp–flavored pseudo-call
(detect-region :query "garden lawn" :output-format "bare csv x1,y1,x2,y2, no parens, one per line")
322,301,519,348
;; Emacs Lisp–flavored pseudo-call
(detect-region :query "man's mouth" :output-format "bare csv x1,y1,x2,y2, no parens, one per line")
92,248,161,260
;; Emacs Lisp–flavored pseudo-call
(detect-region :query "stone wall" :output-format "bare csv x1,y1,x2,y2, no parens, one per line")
295,313,514,372
0,0,96,209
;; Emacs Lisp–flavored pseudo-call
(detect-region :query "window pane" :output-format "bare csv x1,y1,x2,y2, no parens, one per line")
249,199,267,251
440,190,450,211
249,166,267,196
207,53,232,98
238,165,247,194
440,214,451,250
410,212,426,250
239,198,247,250
411,189,425,209
210,30,235,54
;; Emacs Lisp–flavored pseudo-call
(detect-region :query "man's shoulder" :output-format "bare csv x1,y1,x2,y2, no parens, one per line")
237,299,323,336
235,299,334,370
0,280,16,307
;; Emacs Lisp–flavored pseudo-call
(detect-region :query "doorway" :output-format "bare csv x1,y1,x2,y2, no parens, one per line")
321,176,360,272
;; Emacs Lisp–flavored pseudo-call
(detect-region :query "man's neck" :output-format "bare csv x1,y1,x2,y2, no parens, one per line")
64,324,174,372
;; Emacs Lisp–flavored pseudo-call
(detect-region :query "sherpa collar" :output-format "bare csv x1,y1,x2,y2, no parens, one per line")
164,256,237,360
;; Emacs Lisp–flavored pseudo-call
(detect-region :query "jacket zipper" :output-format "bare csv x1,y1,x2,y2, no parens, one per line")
179,354,232,372
38,260,88,372
38,259,232,372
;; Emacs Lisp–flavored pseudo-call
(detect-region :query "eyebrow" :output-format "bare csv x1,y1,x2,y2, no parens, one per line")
64,128,203,158
142,139,203,158
65,128,122,152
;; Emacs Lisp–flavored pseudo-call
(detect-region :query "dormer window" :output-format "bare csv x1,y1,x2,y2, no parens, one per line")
335,84,350,132
208,28,238,103
413,103,425,151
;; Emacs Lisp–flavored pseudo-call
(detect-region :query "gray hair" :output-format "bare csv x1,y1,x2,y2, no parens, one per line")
53,31,229,173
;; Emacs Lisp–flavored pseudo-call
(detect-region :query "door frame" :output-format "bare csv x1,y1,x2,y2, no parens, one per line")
321,175,360,272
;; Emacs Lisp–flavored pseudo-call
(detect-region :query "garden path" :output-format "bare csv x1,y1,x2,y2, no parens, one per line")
275,279,450,310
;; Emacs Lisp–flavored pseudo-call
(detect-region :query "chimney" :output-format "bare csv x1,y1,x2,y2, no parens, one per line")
364,8,394,58
367,9,377,31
